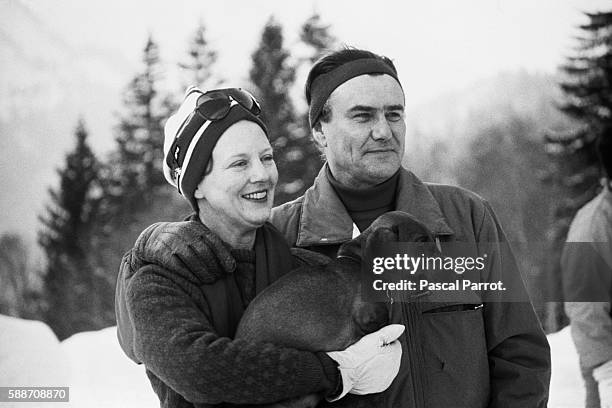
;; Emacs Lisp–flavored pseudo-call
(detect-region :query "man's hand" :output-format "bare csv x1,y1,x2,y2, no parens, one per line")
594,360,612,408
325,324,405,401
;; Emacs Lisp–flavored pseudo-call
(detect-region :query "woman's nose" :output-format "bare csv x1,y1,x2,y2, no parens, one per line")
249,160,269,183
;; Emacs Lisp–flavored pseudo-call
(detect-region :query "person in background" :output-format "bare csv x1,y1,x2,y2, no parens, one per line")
114,86,404,408
563,130,612,408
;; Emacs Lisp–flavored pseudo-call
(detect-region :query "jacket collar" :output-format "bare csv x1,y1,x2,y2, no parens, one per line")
296,164,454,247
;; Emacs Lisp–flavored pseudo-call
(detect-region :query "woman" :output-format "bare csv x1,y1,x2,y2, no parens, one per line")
115,87,402,408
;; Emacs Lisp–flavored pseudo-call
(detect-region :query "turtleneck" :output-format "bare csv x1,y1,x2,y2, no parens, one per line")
326,166,399,232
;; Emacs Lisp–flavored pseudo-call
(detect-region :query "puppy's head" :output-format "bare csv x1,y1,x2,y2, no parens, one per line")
337,211,435,262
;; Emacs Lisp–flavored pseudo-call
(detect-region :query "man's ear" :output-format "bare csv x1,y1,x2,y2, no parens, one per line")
312,123,327,149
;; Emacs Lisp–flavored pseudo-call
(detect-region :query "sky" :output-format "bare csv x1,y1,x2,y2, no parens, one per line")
19,0,612,107
3,0,611,247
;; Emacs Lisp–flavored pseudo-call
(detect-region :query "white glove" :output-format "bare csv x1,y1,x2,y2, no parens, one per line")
326,324,405,401
594,360,612,408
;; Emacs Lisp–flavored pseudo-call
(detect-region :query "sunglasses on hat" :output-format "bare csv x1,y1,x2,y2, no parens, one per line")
191,87,261,120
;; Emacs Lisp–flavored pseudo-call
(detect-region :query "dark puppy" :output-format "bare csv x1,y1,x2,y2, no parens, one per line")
235,212,435,407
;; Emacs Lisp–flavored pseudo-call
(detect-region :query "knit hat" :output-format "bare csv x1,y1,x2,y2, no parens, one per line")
163,87,268,211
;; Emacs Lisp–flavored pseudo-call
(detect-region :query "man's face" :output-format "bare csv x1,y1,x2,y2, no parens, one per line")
314,74,406,189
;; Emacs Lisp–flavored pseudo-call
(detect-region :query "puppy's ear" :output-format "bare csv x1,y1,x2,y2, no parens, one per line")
395,219,435,242
363,227,399,253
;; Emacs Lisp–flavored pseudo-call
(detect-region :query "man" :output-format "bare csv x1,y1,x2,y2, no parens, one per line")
563,132,612,408
271,48,551,407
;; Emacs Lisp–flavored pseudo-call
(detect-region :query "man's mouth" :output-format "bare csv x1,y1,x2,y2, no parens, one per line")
367,148,395,154
241,190,268,201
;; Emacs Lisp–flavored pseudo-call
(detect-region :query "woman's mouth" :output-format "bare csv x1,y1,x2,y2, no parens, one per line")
241,190,268,201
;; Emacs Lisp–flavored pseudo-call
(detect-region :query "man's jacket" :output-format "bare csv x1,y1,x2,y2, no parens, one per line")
271,165,551,408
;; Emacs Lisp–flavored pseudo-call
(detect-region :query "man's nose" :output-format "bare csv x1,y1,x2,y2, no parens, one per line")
371,115,393,141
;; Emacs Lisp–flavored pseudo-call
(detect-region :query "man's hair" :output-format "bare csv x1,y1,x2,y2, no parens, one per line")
596,127,612,178
305,47,398,126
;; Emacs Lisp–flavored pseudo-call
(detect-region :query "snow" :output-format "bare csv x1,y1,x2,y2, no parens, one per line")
0,316,588,408
548,327,585,408
60,327,158,408
0,315,70,408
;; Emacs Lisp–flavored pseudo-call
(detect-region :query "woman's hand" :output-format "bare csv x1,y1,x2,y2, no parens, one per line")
325,324,405,401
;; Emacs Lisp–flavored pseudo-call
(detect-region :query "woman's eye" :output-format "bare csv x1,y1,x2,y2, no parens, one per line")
262,154,274,163
231,160,247,168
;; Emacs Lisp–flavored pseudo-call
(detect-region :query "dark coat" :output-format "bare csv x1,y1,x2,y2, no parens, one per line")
115,217,337,408
271,165,552,408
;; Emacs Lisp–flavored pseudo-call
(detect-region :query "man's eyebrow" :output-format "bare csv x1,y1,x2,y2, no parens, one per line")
386,104,405,111
347,104,405,113
347,105,377,113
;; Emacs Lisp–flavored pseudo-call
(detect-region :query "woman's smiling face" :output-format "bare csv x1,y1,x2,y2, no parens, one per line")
194,120,278,236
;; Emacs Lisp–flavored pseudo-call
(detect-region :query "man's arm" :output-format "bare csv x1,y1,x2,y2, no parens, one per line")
562,240,612,369
478,201,551,408
562,237,612,407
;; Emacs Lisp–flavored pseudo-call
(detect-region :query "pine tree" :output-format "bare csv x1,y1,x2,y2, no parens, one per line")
299,12,338,64
88,36,186,330
249,17,301,204
0,233,30,317
249,17,296,142
179,20,219,90
290,12,339,199
249,16,338,204
547,11,612,229
543,10,612,331
38,119,99,339
110,34,169,210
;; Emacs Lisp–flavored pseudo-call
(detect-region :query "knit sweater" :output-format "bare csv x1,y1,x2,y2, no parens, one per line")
115,219,338,407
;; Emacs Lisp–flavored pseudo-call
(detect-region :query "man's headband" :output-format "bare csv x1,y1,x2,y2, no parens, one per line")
308,58,401,128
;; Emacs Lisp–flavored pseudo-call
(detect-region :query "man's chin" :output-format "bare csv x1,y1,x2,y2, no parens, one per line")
363,162,401,180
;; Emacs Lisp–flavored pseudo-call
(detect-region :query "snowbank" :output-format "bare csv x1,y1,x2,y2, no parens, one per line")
60,326,157,408
0,316,589,407
0,315,70,407
548,327,585,408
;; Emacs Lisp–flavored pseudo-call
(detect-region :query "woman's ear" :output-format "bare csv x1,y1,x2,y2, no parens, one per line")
194,182,206,200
